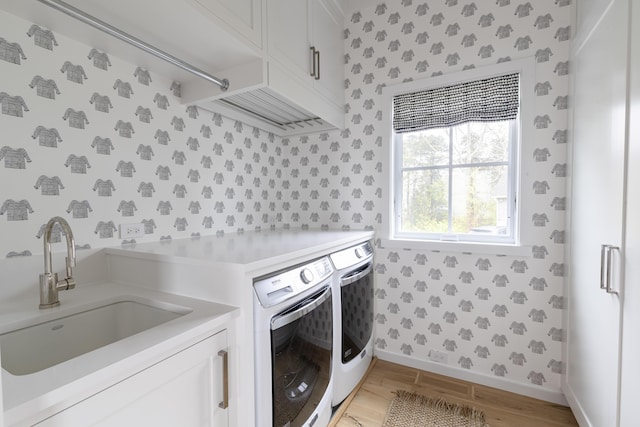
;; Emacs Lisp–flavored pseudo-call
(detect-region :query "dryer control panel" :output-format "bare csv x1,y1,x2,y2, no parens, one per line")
330,241,373,270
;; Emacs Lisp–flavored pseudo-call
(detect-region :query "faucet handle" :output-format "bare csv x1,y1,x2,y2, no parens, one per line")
57,276,76,291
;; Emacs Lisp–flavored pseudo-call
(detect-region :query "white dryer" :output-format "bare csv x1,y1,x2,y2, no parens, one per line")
329,240,374,406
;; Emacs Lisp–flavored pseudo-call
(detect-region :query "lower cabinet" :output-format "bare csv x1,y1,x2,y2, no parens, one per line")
36,330,229,427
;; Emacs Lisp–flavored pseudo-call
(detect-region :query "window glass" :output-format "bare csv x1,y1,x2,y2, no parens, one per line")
395,120,516,242
400,168,449,233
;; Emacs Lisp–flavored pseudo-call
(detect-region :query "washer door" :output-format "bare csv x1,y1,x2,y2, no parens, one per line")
270,286,332,427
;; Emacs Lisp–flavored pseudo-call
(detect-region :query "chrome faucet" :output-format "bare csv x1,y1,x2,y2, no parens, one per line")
39,216,76,309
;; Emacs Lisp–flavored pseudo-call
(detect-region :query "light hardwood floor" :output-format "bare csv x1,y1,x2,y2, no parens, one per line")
329,358,578,427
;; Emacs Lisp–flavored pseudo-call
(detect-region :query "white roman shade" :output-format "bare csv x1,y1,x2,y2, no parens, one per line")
392,72,520,133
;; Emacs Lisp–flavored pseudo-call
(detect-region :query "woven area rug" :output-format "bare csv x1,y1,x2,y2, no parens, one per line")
382,390,489,427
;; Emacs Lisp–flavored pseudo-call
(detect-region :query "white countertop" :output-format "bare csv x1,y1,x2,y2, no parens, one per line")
1,282,237,425
105,228,375,272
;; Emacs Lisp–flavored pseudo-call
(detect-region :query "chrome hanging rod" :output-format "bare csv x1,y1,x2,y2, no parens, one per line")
37,0,229,91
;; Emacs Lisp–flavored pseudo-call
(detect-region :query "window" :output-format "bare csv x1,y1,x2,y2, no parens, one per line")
394,119,517,243
385,62,531,246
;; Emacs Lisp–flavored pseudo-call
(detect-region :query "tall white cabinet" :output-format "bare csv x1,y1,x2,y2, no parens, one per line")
565,0,639,425
619,2,640,426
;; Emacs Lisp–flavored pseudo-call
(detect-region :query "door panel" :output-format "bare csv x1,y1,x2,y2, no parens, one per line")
193,0,263,47
620,2,640,425
266,0,311,80
575,0,614,39
38,332,228,427
311,0,344,106
567,1,628,426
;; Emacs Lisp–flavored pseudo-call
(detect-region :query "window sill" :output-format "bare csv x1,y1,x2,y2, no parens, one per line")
380,237,531,257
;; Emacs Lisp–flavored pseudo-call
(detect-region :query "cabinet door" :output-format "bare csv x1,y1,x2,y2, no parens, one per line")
575,0,612,37
620,3,640,425
311,0,344,107
37,331,229,427
190,0,263,48
566,0,628,425
267,0,311,81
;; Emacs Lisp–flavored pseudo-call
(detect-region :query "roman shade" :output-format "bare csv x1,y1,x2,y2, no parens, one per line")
392,72,520,133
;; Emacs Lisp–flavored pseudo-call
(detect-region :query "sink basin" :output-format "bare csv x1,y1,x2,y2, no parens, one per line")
0,300,189,375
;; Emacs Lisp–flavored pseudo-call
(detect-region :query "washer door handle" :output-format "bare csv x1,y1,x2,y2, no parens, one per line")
271,285,331,330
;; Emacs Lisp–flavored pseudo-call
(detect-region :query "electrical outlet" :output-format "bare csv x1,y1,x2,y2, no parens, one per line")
428,350,448,364
120,223,145,239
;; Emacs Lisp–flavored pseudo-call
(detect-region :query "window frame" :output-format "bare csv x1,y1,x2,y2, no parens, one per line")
381,58,536,253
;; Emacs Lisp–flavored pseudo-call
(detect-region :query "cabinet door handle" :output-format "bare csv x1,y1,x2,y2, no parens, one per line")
310,46,317,78
606,245,619,295
315,49,320,80
600,244,608,290
218,349,229,409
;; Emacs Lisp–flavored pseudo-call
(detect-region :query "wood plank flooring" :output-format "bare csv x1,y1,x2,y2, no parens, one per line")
329,358,578,427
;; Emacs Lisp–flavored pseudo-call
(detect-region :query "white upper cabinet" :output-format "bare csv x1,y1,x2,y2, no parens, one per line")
183,0,346,135
267,0,345,110
311,0,345,106
188,0,263,49
267,0,311,80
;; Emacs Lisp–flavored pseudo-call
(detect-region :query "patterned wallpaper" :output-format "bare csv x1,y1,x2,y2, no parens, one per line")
283,0,571,395
0,0,571,398
0,10,285,256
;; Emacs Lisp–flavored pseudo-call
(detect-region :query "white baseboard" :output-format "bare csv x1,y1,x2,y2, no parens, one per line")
561,381,592,427
375,350,569,406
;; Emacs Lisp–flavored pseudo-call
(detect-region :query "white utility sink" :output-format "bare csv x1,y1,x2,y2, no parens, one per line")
0,300,190,375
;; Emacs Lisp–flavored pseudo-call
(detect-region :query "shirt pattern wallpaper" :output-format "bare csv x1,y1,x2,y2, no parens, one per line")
0,0,571,397
0,11,287,254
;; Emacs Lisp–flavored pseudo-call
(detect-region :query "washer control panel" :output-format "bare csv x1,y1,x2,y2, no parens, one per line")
254,257,334,308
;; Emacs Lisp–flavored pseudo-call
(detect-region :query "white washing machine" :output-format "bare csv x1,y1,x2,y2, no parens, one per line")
253,256,335,427
329,240,374,406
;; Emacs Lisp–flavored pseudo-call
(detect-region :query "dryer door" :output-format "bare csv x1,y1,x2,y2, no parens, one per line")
340,262,374,363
